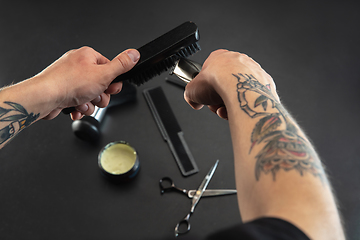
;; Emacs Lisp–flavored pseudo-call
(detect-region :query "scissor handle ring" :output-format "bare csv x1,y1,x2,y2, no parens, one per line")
175,213,191,236
159,177,174,194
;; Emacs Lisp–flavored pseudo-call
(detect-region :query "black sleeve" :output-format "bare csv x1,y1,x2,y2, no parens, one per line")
206,217,310,240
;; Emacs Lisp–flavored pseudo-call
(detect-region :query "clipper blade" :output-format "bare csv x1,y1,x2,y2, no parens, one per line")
170,58,202,83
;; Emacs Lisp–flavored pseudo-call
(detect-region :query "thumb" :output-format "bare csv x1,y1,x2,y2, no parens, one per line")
108,49,140,78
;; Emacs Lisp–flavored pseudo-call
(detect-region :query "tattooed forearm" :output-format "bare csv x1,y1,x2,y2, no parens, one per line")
0,102,39,146
234,73,324,181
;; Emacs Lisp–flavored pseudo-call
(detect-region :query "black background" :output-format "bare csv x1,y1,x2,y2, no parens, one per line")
0,1,359,239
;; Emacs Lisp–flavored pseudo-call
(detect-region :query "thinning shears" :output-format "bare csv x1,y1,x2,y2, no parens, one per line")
160,160,236,236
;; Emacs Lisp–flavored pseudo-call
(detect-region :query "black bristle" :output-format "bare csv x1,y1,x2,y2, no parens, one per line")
176,42,201,59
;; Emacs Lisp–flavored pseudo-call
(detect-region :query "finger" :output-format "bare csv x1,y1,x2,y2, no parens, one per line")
70,111,84,121
188,100,204,110
184,76,223,106
75,102,95,116
105,81,123,95
91,93,110,108
216,106,228,120
208,105,228,120
184,91,204,110
107,49,140,79
208,105,220,114
208,104,224,115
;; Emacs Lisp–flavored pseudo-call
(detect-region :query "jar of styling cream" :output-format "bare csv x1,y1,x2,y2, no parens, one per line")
98,141,140,182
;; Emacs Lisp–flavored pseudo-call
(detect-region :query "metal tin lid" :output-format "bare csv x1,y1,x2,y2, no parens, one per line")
98,141,140,182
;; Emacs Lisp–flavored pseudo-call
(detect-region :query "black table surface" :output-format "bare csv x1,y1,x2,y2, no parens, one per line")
0,1,359,239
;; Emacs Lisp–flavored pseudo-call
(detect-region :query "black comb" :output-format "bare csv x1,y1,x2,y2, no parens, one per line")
62,21,200,114
115,21,201,86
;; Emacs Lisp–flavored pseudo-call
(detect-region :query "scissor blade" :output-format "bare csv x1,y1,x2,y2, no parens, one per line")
191,160,219,212
188,189,237,198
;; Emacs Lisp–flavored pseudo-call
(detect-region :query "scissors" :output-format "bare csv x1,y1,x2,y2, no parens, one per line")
159,177,237,199
160,160,236,236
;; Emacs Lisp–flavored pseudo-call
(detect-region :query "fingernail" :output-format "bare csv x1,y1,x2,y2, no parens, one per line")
114,87,121,94
92,95,101,104
127,49,140,63
76,104,89,113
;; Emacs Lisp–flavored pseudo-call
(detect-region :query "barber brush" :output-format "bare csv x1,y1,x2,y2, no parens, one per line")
115,21,200,85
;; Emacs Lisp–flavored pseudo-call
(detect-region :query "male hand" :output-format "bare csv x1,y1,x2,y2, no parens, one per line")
37,47,140,120
184,49,277,120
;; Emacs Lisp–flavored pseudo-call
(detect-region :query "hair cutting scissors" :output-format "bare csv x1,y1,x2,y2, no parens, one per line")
160,160,236,236
159,177,237,198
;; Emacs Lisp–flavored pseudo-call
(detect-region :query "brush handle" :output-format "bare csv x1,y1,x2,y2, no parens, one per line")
62,107,75,114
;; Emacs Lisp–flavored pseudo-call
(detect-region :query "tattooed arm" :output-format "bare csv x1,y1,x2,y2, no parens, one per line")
0,47,140,149
185,50,345,240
